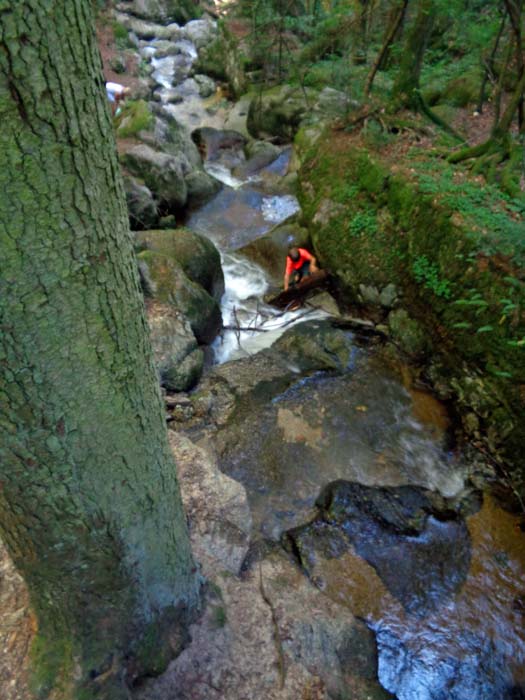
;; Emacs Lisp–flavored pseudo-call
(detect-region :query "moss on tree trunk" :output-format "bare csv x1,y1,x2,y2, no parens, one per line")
0,2,199,698
389,0,435,111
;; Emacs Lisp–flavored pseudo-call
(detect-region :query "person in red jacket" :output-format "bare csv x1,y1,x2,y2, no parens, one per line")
284,246,319,291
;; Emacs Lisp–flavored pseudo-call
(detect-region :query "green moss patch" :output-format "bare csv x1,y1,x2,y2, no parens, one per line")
298,129,525,486
116,100,154,139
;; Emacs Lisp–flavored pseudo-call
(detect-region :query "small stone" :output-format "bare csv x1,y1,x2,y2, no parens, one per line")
379,283,398,308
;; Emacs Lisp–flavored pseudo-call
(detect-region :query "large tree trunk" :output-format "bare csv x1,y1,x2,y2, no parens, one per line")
0,2,199,698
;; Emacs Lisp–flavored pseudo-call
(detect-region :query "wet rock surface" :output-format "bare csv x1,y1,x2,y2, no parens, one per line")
289,481,474,615
169,432,252,575
135,544,391,700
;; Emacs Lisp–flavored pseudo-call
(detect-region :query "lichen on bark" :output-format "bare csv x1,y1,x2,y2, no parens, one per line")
0,2,199,698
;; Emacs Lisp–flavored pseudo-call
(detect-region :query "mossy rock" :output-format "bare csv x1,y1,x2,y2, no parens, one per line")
138,250,222,344
388,309,430,359
122,144,188,211
297,131,525,494
273,320,353,373
238,220,310,284
116,100,154,139
146,302,203,392
440,74,479,107
135,228,224,302
247,85,318,142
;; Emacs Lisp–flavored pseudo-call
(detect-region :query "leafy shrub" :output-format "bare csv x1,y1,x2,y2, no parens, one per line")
412,255,453,299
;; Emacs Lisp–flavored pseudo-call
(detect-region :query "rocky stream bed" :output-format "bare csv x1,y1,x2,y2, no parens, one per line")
1,4,524,700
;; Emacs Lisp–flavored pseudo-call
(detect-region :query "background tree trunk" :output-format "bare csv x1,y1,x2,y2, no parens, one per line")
389,0,435,110
0,2,199,698
365,0,409,96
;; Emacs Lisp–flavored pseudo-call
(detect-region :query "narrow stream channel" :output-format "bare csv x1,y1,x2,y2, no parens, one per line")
145,26,525,700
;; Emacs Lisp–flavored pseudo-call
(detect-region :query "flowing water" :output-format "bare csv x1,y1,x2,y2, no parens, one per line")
148,27,525,700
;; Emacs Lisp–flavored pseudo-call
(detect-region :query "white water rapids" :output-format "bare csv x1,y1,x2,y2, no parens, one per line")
214,253,328,363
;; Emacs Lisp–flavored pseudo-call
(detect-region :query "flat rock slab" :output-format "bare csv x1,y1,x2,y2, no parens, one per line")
169,432,252,576
135,551,390,700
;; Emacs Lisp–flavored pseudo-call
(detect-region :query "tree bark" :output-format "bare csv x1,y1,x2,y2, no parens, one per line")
365,0,409,96
0,2,199,698
476,12,506,114
503,0,524,131
389,0,435,111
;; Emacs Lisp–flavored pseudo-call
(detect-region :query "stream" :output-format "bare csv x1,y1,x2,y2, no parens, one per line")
145,24,525,700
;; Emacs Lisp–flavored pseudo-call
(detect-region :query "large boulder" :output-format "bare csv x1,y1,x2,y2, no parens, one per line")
182,18,218,49
123,144,188,211
192,127,247,161
114,12,180,40
232,140,282,179
238,219,310,284
169,432,252,575
138,249,222,344
273,320,353,373
118,0,200,24
135,228,224,302
223,94,251,137
247,85,318,141
146,301,203,391
260,553,392,700
123,173,159,230
152,112,202,168
185,169,222,208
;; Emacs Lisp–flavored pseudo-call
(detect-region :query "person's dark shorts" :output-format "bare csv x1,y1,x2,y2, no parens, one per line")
291,261,311,286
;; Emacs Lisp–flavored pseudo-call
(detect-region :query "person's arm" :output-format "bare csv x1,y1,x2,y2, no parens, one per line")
284,256,292,291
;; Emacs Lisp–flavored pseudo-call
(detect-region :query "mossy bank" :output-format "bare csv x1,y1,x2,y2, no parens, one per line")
297,129,525,496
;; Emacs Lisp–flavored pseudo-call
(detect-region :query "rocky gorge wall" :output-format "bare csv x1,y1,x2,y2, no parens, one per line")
297,129,525,497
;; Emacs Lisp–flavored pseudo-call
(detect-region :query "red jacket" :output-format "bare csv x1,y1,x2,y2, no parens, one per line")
285,248,313,275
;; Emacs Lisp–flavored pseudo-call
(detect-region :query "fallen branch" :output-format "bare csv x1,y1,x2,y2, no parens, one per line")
223,325,270,332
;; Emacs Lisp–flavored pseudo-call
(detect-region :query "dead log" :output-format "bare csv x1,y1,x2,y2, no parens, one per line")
266,270,330,309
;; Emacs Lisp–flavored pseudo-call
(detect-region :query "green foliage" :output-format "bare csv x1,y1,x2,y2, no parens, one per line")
116,100,153,138
332,181,359,203
30,633,73,699
112,21,128,42
413,159,525,263
348,209,377,237
211,605,227,628
112,21,133,50
412,255,453,299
